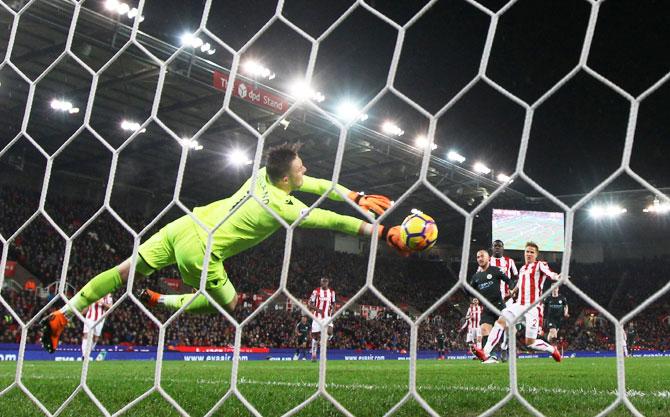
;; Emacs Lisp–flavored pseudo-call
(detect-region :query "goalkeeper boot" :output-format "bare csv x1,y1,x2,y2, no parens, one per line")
139,288,161,307
40,311,68,353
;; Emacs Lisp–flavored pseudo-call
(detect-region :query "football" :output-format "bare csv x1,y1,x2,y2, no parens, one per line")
400,211,438,251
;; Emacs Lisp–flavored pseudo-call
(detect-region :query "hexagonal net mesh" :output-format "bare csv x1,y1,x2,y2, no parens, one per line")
1,0,669,416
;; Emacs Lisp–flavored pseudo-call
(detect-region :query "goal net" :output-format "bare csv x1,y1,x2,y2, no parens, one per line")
1,0,668,416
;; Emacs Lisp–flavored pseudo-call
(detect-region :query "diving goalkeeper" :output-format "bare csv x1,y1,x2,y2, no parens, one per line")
41,143,411,353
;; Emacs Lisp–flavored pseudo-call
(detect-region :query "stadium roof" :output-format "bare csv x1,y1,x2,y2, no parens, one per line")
1,0,669,233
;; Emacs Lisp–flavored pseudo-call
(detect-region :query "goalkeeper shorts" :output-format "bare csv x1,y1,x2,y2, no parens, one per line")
137,215,235,301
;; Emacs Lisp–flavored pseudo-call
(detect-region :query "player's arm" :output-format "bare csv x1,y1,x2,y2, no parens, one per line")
459,319,468,332
498,269,514,287
330,292,335,316
282,200,410,255
308,291,317,312
539,261,560,281
510,259,519,281
298,175,391,217
497,270,517,300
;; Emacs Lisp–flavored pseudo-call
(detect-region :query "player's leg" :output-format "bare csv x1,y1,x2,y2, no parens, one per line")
547,326,558,343
81,331,89,359
480,318,505,361
480,323,491,352
475,327,482,349
523,308,560,361
310,320,320,361
142,220,238,315
310,334,319,361
477,305,518,361
466,329,474,346
41,221,178,353
623,339,629,357
90,320,104,353
151,278,237,315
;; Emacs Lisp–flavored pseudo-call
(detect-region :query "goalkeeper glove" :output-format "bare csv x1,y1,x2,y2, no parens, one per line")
348,191,392,217
380,225,411,257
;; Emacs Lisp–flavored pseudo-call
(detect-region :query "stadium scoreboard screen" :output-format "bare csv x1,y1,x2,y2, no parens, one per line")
492,209,565,252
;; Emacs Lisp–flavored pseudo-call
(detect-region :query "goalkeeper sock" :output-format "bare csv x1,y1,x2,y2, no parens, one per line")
484,323,505,356
160,294,218,314
527,340,555,354
62,267,122,318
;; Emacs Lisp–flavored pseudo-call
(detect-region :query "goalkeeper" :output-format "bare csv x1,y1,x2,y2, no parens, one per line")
41,143,411,353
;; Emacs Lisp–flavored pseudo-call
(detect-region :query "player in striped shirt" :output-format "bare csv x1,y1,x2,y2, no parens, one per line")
308,278,335,362
42,143,411,353
81,294,112,359
490,240,519,305
461,298,482,351
474,242,562,363
490,240,518,357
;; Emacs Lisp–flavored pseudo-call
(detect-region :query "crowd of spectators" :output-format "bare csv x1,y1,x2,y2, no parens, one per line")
1,186,668,353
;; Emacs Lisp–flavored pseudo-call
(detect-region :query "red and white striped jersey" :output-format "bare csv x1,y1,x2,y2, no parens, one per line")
517,261,559,306
309,288,335,319
490,256,518,299
466,304,482,330
85,294,113,322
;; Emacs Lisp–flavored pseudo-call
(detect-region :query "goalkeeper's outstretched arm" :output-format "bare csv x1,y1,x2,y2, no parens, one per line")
282,199,410,256
298,175,392,217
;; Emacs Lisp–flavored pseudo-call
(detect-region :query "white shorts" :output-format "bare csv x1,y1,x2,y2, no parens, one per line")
311,320,334,333
83,318,106,337
501,303,542,340
466,327,481,343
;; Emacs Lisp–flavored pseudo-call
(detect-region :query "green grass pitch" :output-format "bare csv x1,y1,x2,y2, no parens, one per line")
0,358,667,416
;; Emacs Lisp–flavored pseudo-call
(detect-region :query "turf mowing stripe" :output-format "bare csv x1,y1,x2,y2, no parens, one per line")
8,372,664,400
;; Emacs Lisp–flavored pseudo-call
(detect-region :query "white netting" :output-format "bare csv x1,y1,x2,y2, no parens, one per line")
1,0,669,416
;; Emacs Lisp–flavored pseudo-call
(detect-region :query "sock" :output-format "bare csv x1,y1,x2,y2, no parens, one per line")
160,294,217,314
623,345,628,357
81,337,88,357
527,340,555,354
311,339,318,357
90,339,98,354
484,323,505,356
62,267,122,317
500,330,508,350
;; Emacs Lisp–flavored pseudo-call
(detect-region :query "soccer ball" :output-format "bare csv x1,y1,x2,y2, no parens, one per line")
400,211,438,251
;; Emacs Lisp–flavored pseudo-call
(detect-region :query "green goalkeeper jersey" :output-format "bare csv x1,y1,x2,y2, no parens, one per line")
192,167,364,260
